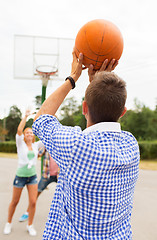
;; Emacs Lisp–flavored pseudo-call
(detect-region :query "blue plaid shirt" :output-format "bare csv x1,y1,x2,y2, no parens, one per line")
32,115,140,240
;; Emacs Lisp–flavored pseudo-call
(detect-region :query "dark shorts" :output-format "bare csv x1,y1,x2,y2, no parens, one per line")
13,175,38,188
38,176,57,192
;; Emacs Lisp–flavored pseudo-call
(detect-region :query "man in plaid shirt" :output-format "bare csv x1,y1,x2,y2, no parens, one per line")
32,53,140,239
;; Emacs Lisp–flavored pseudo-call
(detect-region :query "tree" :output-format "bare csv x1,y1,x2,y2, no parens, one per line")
73,104,86,130
6,105,22,140
59,97,86,129
0,125,8,141
59,97,79,126
25,118,34,128
120,99,157,140
34,95,42,110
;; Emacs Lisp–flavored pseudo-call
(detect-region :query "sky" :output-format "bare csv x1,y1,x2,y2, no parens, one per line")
0,0,157,119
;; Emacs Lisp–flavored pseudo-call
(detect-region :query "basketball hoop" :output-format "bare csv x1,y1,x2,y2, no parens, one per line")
36,65,58,86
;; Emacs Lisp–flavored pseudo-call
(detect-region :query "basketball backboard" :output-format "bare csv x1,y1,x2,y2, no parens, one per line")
14,35,74,81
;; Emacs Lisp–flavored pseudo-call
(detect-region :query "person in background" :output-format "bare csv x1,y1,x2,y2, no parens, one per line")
3,110,44,236
19,149,59,222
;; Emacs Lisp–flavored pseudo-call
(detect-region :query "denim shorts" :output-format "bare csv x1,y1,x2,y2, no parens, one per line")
38,176,57,192
13,175,38,188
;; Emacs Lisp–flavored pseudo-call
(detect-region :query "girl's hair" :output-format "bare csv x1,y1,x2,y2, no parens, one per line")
23,127,35,143
85,72,127,123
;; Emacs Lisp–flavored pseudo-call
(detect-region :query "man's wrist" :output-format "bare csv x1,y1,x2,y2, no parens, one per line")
65,76,75,89
70,74,77,82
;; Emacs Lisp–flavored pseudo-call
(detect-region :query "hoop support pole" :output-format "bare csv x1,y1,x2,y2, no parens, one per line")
40,83,47,175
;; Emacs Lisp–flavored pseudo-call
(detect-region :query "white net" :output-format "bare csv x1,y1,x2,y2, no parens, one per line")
14,35,74,81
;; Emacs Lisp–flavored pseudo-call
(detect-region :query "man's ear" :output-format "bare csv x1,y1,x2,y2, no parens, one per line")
120,106,127,118
82,100,88,117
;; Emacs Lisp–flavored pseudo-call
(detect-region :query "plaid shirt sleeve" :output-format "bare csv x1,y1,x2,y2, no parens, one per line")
32,114,81,171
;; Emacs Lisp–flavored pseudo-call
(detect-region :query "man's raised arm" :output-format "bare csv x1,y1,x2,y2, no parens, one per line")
34,52,83,121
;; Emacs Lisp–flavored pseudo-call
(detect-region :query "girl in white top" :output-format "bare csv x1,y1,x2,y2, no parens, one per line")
4,110,44,236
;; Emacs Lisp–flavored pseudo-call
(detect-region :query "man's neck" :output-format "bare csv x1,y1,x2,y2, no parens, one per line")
86,119,94,128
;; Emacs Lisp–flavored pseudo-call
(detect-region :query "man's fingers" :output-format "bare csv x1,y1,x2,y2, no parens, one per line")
99,59,108,71
106,59,116,71
78,53,83,64
88,64,94,74
112,60,119,70
72,50,77,61
99,59,119,72
72,50,83,66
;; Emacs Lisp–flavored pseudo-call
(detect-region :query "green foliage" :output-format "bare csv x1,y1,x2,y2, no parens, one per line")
25,118,34,128
59,97,86,129
1,97,157,159
5,105,22,141
59,97,78,119
0,105,35,142
120,99,157,140
34,95,42,110
1,98,157,144
0,141,17,153
139,141,157,159
73,105,86,130
0,119,8,141
8,105,22,119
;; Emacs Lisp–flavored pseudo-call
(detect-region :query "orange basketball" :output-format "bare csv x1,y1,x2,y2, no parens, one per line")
74,19,124,70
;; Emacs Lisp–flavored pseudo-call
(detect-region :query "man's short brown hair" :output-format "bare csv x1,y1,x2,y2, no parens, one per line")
85,72,127,123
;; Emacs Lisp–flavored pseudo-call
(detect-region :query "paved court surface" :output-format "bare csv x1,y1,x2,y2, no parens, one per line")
0,157,157,240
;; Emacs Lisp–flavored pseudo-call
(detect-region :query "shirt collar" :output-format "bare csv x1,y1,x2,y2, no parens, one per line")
83,122,121,133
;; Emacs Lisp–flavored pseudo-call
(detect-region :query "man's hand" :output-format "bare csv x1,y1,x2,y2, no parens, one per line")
70,51,84,82
34,51,84,121
88,59,118,82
